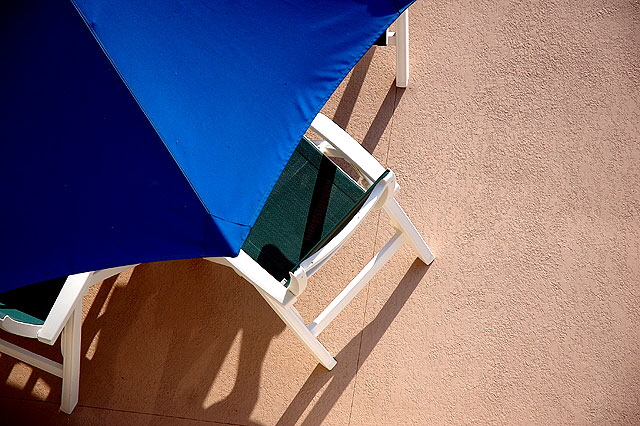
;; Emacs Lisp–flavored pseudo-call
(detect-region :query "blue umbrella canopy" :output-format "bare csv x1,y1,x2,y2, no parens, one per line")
0,0,413,292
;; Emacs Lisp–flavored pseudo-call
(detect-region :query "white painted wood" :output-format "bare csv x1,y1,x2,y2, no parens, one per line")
386,30,396,47
383,28,393,46
0,315,41,338
296,178,388,280
384,199,435,264
309,140,344,159
60,305,81,413
215,113,434,371
209,251,289,304
205,256,230,267
253,286,337,370
287,267,308,297
310,114,386,184
395,10,410,88
0,338,63,377
37,272,91,345
39,264,136,345
309,231,405,337
0,265,133,413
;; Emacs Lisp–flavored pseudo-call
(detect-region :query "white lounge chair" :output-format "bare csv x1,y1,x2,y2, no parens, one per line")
208,113,434,369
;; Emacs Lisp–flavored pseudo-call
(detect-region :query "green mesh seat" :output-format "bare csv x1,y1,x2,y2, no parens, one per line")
242,137,377,284
0,277,67,325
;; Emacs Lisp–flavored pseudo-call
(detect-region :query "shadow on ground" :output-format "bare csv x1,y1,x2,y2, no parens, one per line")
0,52,418,424
0,259,286,425
0,258,428,425
277,260,429,426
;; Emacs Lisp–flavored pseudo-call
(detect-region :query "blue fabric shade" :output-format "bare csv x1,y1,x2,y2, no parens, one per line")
0,0,412,292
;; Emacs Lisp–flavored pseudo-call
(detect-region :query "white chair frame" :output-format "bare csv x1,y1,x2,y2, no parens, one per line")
0,264,135,413
381,9,410,87
207,112,434,370
0,10,412,410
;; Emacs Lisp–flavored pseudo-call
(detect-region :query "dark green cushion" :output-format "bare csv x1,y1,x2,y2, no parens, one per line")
0,277,67,326
242,137,372,283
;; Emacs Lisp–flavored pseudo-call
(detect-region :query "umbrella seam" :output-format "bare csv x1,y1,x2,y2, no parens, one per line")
70,1,237,228
70,0,413,233
242,2,415,230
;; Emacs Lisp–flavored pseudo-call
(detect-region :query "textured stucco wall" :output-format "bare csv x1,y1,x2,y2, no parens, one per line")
322,1,640,424
324,0,640,424
0,0,638,424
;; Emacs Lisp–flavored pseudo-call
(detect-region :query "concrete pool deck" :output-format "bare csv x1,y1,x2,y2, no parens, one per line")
1,1,639,424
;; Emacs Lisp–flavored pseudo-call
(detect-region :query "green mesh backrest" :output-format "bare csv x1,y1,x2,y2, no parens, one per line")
0,277,67,326
242,137,369,283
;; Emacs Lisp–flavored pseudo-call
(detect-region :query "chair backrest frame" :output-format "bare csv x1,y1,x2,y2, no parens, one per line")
287,171,397,297
0,265,136,344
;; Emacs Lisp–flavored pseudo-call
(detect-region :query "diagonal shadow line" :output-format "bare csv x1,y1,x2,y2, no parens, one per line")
73,260,283,426
333,50,375,130
332,81,404,183
300,156,337,258
81,275,119,355
276,259,431,426
361,83,404,155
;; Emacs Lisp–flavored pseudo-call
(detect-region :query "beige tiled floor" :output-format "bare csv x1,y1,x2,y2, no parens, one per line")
2,1,639,424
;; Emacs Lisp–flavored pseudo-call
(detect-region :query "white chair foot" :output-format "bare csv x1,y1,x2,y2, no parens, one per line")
255,287,337,370
385,199,434,264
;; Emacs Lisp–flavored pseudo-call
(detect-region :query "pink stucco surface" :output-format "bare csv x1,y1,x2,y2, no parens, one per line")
1,1,639,424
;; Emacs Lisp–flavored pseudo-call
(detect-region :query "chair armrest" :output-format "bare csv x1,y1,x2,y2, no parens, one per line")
37,272,92,345
394,9,409,88
291,172,396,293
309,113,386,184
213,252,290,305
38,264,135,345
0,315,41,339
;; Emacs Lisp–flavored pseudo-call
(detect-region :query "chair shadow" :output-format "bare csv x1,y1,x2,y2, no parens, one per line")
78,259,285,426
276,259,430,426
0,259,283,425
0,46,412,426
333,50,375,130
0,257,428,426
361,83,404,155
0,334,63,406
332,48,405,155
328,50,405,183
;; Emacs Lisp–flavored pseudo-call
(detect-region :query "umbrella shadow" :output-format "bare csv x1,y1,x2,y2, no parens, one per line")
276,259,430,426
0,258,428,426
79,259,285,425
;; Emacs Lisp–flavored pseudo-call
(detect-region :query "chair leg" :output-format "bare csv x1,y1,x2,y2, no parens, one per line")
253,286,337,370
60,304,81,413
395,9,410,88
384,199,435,265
